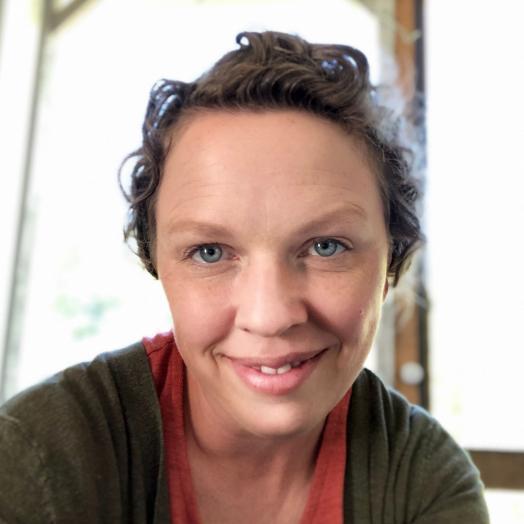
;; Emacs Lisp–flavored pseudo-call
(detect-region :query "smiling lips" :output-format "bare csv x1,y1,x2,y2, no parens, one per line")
228,348,326,370
227,348,328,395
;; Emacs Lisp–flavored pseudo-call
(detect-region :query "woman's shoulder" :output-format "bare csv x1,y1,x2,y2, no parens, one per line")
346,369,489,523
351,367,433,434
1,341,155,428
0,341,168,523
350,367,481,483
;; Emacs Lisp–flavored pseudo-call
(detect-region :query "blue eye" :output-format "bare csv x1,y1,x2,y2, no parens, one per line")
193,244,223,263
311,239,346,257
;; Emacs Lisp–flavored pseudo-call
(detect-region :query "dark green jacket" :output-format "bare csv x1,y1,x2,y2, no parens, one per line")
0,343,489,523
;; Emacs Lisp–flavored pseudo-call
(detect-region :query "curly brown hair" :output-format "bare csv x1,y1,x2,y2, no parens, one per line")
119,30,423,285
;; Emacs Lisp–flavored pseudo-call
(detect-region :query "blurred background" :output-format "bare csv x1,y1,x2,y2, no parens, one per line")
0,0,522,521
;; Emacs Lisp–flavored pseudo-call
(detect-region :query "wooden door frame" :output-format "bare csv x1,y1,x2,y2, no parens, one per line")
392,0,524,491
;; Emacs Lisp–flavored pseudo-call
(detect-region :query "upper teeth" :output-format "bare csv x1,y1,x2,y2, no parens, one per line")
260,363,292,375
259,360,305,375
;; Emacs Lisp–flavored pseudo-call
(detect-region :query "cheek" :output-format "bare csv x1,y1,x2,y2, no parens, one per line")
162,277,234,355
313,274,384,349
335,301,381,348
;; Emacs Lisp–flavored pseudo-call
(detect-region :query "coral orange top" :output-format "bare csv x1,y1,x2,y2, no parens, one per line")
144,332,351,524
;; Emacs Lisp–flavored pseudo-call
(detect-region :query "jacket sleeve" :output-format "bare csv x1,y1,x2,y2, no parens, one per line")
0,414,55,524
405,406,490,524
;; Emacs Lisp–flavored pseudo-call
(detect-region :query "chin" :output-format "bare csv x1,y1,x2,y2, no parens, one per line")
237,400,328,440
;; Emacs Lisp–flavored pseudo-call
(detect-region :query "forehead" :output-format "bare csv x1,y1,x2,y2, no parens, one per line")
157,110,384,234
165,109,374,184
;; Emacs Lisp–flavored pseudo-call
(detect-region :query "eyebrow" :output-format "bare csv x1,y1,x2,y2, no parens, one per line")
163,204,368,240
294,204,368,235
164,221,235,239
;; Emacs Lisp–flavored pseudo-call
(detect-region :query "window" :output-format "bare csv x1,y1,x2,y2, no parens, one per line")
426,0,524,520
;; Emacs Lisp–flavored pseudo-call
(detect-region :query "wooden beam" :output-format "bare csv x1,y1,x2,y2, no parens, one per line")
394,0,418,100
394,291,423,404
469,450,524,490
392,0,429,407
0,0,54,403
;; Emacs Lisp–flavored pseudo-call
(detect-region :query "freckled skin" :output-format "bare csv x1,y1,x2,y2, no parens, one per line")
155,110,390,444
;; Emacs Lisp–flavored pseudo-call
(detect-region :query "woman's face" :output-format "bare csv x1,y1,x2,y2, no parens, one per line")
156,110,389,439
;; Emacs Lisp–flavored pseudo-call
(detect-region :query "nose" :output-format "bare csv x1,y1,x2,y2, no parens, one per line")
233,256,308,337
